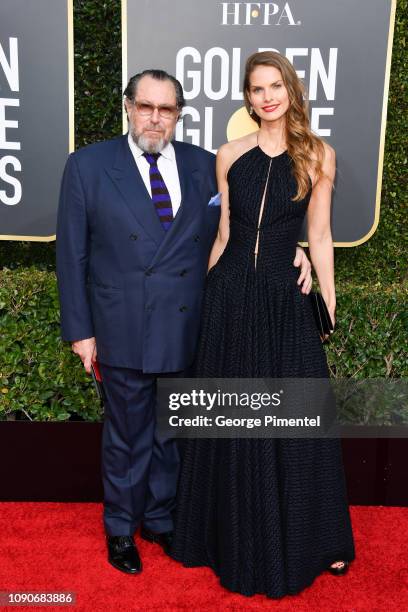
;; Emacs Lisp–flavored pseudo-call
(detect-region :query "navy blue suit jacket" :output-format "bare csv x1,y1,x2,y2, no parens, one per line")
56,134,219,372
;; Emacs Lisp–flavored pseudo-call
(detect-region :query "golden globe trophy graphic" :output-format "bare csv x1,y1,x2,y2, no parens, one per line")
226,106,258,141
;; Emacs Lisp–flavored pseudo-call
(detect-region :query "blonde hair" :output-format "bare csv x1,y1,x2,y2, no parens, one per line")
243,51,325,201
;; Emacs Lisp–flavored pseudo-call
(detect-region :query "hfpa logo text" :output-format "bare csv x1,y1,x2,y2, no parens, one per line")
221,3,300,26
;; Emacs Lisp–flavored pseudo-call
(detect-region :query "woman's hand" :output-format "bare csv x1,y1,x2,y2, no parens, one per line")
320,304,335,342
328,306,336,329
293,247,312,294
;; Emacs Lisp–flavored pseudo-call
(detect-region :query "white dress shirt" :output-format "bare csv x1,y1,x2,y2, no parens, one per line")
127,133,182,216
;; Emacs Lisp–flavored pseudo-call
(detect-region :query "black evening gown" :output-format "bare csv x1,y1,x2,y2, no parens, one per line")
170,146,355,598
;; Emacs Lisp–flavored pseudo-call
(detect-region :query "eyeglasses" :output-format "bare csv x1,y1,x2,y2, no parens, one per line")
131,100,179,119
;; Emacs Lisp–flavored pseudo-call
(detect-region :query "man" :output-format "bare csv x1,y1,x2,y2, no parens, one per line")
56,69,312,575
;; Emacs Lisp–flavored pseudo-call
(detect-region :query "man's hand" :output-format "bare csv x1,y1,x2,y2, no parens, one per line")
293,247,312,294
71,337,97,374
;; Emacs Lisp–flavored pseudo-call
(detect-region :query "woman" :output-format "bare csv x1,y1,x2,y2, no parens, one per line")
170,51,355,598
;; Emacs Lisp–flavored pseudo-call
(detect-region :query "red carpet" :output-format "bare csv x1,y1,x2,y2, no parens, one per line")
0,503,407,611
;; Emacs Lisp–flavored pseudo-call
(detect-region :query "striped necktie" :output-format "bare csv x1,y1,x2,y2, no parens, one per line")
143,152,174,231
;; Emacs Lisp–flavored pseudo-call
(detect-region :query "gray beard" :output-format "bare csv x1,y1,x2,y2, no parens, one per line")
130,127,172,154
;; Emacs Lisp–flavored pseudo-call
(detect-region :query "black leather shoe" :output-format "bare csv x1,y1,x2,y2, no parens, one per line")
106,535,142,574
140,526,173,555
327,560,349,576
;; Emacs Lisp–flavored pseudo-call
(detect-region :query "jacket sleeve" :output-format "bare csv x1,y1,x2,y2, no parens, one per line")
56,153,94,342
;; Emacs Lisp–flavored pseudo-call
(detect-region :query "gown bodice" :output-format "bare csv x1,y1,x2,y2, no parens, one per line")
221,145,312,281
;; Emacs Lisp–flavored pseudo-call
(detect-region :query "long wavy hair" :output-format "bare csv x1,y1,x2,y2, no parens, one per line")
243,51,325,201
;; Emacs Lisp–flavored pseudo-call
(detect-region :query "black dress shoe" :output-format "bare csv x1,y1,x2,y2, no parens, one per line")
140,526,173,555
327,560,349,576
106,535,142,574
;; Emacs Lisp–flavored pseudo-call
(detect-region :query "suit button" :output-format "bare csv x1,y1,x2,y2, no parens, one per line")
179,305,188,312
129,233,138,240
145,270,153,276
146,305,154,312
180,269,187,276
194,235,200,242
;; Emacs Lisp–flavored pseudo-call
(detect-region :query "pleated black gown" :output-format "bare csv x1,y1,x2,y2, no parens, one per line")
170,145,355,598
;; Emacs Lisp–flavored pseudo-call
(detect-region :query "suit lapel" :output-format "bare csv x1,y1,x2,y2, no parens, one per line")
105,135,165,246
149,141,201,264
168,141,198,236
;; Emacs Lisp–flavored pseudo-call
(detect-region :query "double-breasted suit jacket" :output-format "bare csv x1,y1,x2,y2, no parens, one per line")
56,134,220,372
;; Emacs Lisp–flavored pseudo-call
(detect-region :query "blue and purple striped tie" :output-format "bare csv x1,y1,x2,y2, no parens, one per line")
143,152,174,231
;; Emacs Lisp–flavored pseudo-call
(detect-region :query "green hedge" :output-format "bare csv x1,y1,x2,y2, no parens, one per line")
0,268,406,421
0,0,407,421
0,269,99,421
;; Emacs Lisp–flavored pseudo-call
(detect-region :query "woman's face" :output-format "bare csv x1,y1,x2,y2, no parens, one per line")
248,65,290,123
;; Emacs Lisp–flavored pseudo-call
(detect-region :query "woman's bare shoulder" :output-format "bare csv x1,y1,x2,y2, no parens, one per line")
217,133,258,170
308,140,336,184
310,140,336,164
321,141,336,164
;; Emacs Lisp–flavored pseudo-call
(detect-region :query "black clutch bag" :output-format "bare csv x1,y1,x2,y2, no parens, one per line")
309,291,334,341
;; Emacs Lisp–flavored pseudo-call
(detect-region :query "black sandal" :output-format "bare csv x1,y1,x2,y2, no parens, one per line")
327,560,349,576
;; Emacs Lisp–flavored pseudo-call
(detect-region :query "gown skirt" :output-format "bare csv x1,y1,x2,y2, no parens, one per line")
170,145,356,598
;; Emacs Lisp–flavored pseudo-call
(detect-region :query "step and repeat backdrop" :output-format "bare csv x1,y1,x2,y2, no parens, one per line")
0,0,73,241
0,0,395,244
123,0,396,245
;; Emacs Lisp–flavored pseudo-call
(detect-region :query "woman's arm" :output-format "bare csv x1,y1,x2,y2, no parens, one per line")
208,144,232,271
307,143,336,325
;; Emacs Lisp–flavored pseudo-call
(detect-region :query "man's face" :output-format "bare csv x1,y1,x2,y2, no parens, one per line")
125,75,179,153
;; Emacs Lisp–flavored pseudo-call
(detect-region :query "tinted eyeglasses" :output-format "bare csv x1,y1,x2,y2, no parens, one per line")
132,100,179,119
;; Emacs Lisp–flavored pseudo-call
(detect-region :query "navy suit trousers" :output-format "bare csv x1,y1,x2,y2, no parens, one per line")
99,363,180,536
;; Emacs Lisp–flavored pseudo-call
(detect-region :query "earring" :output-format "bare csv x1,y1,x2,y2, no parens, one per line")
249,106,254,116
